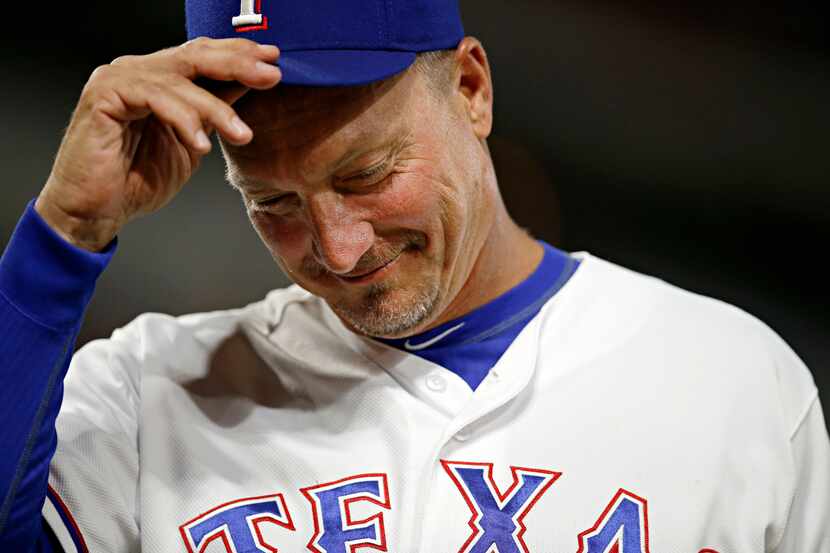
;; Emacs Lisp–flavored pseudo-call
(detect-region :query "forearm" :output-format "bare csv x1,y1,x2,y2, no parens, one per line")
0,200,115,549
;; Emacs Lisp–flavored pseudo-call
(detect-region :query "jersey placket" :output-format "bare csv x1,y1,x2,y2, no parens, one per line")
418,311,548,550
324,300,550,550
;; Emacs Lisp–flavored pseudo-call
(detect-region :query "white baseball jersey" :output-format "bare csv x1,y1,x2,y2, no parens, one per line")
42,253,830,552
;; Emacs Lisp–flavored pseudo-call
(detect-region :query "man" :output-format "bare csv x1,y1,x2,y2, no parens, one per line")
0,0,827,551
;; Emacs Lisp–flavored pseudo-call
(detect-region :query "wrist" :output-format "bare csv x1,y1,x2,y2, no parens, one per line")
34,195,119,253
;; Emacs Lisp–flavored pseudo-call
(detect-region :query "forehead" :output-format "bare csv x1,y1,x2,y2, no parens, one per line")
225,69,423,175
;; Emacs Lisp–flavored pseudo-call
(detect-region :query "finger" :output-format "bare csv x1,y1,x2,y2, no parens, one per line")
166,76,253,145
147,93,213,154
194,78,251,107
153,37,282,90
108,76,214,154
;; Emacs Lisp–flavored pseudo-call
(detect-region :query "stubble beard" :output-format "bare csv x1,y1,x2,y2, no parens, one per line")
332,276,441,338
302,231,438,337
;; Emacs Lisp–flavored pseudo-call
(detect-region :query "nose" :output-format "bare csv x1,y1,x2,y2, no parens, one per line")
306,193,374,275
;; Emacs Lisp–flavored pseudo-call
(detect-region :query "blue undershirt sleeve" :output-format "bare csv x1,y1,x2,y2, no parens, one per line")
0,199,116,551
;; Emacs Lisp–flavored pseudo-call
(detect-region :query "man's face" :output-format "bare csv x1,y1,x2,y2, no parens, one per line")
222,61,491,338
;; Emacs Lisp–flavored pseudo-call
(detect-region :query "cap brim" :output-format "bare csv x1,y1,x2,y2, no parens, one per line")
276,49,417,87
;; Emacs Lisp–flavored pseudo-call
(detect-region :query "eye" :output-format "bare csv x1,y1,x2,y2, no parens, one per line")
250,193,299,213
256,195,287,207
346,161,389,182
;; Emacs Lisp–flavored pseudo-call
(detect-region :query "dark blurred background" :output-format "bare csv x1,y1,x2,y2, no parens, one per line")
1,2,828,416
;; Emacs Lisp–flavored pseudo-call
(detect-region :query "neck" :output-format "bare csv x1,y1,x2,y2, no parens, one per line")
427,203,544,331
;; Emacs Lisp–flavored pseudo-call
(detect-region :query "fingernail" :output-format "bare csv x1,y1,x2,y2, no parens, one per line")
231,116,252,138
256,61,281,77
195,129,211,150
259,44,279,57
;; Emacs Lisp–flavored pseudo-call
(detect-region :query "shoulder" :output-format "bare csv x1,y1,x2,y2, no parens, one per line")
70,284,322,377
562,253,818,434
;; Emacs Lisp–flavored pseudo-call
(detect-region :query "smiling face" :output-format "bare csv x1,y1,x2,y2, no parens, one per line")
222,40,509,338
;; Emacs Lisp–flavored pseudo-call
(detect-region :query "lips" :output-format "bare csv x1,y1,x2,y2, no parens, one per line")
338,253,401,283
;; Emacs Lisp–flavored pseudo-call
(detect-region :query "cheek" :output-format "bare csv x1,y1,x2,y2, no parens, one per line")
376,174,435,225
246,167,454,266
368,168,455,247
249,211,308,268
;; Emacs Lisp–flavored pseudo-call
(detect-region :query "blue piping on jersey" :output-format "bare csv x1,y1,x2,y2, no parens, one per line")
455,255,579,346
377,242,579,390
0,332,73,535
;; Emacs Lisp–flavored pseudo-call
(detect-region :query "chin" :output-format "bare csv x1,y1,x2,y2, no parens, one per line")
330,277,441,338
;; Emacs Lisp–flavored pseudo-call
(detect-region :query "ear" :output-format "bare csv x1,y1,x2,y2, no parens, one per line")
452,37,494,140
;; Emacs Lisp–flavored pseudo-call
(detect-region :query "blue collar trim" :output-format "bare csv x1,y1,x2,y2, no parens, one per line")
377,241,578,360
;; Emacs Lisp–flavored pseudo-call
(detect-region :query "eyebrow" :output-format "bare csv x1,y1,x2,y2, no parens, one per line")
225,167,272,194
325,129,409,177
226,129,409,193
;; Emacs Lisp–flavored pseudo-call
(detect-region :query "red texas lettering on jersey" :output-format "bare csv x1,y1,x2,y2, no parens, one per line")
441,460,560,553
301,473,391,553
177,465,721,553
178,492,294,553
575,489,649,553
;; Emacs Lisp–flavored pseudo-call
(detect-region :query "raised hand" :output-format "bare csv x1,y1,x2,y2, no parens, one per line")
35,37,281,251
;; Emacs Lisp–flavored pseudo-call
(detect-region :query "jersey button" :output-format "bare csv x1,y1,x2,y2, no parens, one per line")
425,373,447,393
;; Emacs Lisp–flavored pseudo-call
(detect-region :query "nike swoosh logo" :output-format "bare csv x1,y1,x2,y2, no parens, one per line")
404,322,466,351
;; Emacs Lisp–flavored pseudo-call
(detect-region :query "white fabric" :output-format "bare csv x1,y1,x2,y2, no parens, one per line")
43,253,830,552
42,496,80,553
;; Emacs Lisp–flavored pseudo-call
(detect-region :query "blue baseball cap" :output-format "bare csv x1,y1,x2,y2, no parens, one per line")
185,0,465,87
